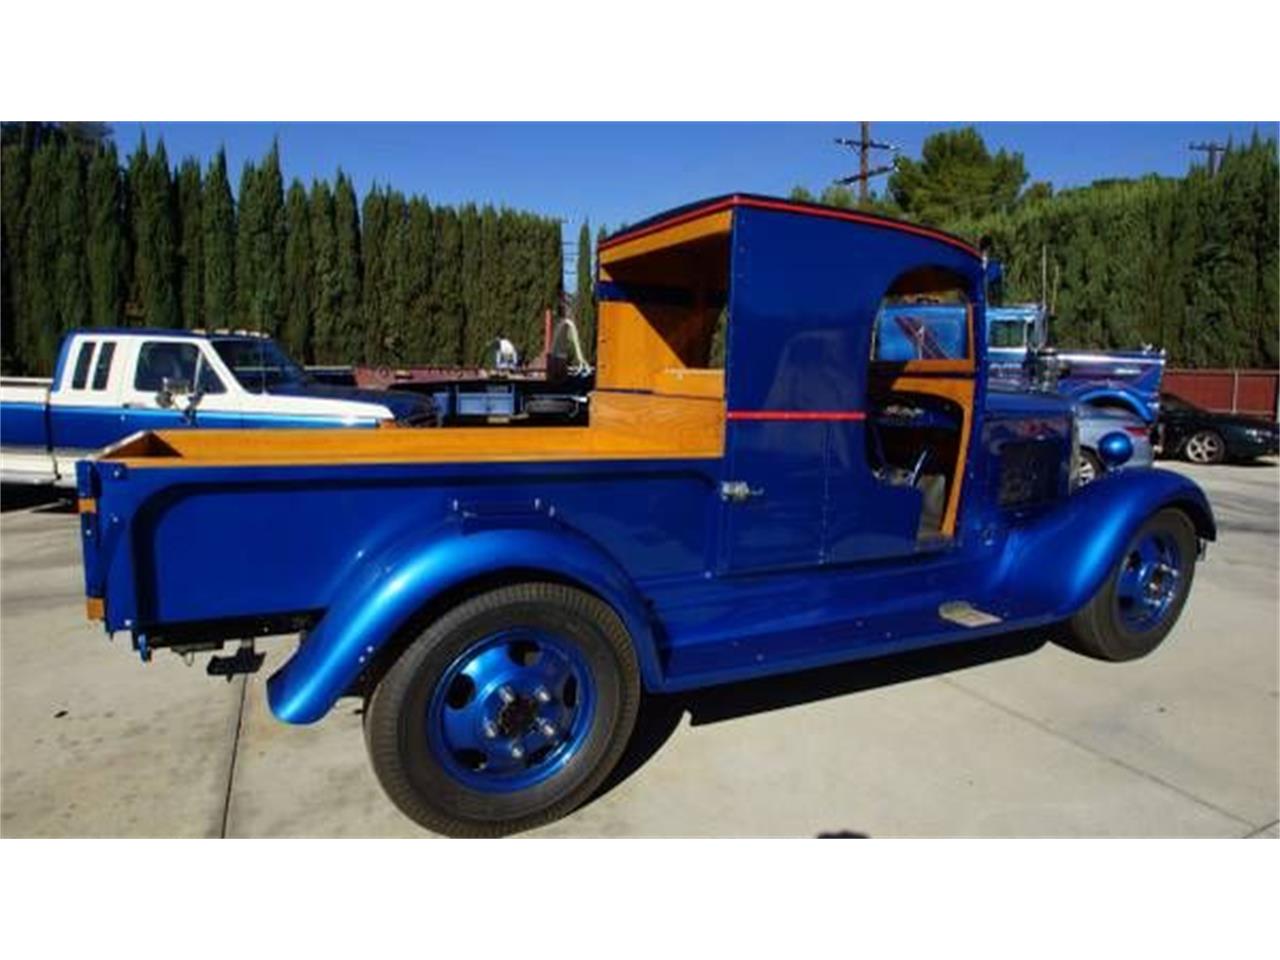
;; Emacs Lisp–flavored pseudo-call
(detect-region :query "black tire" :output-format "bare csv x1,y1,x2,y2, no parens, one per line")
364,582,641,837
1181,429,1226,464
1060,508,1198,662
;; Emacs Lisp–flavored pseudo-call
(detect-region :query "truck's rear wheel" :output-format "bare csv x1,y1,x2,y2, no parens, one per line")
1060,508,1198,661
364,582,640,837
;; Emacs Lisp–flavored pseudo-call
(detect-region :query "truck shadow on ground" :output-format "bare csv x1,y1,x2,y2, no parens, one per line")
0,485,76,514
592,629,1053,814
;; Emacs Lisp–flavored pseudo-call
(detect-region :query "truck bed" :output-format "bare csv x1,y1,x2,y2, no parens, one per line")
97,390,725,467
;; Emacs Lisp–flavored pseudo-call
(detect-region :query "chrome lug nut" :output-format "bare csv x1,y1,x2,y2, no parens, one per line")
482,720,498,739
497,685,516,705
534,686,552,703
538,719,557,738
510,743,525,760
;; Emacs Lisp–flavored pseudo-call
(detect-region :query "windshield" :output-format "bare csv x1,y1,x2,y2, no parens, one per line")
874,304,968,361
989,319,1030,349
212,338,310,392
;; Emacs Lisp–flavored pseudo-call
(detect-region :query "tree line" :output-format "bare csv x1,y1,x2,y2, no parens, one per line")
1,124,566,375
793,128,1278,369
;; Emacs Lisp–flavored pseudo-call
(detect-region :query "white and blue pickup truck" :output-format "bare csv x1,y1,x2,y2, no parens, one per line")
0,328,438,487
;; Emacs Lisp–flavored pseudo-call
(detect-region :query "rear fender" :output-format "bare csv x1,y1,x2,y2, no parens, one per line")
989,467,1215,620
266,523,659,724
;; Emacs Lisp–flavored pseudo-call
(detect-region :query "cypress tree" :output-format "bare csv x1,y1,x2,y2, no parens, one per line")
477,205,502,361
2,142,33,370
54,142,90,338
402,196,435,361
86,144,125,328
282,179,314,361
430,205,464,364
235,159,258,328
308,179,339,363
175,157,203,327
361,185,389,364
575,220,595,357
202,148,236,330
129,138,179,328
459,204,482,363
236,144,286,335
21,140,62,371
332,171,363,360
383,191,412,363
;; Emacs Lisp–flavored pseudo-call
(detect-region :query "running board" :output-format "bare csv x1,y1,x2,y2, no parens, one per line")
938,601,1003,628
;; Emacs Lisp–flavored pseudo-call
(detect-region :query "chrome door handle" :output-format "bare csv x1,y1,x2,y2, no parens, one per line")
720,480,764,503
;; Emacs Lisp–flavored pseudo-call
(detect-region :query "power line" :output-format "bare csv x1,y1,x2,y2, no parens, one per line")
834,121,899,203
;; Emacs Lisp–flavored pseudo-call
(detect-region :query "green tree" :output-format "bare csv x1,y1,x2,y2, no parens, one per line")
86,144,125,328
55,144,90,337
202,148,236,330
401,196,436,361
574,220,596,355
459,204,483,362
890,126,1029,224
21,141,63,370
129,138,180,327
430,205,464,363
332,171,363,360
308,179,339,363
360,185,389,363
1,141,32,370
175,157,203,328
282,179,314,360
235,143,286,335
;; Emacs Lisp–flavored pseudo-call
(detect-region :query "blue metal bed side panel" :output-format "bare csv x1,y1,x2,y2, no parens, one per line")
94,457,721,635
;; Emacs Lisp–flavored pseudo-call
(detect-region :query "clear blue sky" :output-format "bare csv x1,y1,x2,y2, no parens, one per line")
114,121,1274,252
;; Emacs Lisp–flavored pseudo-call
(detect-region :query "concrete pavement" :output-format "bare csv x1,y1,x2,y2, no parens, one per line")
2,461,1276,837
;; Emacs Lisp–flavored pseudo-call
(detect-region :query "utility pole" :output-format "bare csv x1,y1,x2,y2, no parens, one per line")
1189,141,1228,176
834,122,898,204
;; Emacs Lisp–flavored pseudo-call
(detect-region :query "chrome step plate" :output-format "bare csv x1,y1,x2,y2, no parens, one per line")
938,601,1003,628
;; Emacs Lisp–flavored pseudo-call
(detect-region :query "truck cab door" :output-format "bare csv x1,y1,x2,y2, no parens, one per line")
120,339,238,434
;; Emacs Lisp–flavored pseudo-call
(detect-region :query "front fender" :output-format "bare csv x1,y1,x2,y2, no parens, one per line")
267,524,660,724
989,467,1214,620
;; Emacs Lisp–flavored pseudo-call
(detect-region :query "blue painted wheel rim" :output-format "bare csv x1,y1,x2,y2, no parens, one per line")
1115,528,1182,632
426,629,595,793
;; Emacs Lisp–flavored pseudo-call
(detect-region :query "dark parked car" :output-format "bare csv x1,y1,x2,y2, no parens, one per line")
1157,392,1279,463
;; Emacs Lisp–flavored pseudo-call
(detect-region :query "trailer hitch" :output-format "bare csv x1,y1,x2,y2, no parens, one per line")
207,640,265,681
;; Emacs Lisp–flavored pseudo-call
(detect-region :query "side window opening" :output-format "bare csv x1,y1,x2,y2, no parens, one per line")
135,342,200,393
866,266,976,542
872,267,972,364
91,342,116,390
70,341,96,390
596,227,731,397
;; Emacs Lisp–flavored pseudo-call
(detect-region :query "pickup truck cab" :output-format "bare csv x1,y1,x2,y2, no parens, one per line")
75,195,1214,836
1,328,436,486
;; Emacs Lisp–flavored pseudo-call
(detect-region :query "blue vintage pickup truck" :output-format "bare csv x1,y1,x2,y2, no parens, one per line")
75,195,1214,836
0,328,437,486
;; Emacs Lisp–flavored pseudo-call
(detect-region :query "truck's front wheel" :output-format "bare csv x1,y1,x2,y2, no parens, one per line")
364,582,640,836
1060,508,1198,661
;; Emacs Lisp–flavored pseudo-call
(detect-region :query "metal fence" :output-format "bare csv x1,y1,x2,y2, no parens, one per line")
1163,369,1279,419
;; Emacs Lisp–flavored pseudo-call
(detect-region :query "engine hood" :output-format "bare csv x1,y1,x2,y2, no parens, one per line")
266,382,436,422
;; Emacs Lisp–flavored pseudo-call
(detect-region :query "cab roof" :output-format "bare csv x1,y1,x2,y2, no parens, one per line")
599,193,981,259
